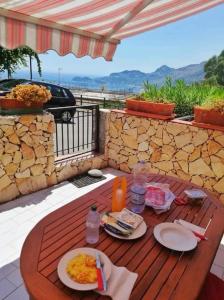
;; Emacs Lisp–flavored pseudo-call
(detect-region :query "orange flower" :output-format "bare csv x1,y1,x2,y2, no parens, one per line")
6,84,52,105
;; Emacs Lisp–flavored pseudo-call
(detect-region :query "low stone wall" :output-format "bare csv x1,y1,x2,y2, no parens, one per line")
0,111,109,204
53,154,107,184
0,114,55,203
107,111,224,203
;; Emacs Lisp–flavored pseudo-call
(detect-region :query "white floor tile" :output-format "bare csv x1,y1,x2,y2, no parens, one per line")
213,245,224,267
0,220,17,234
4,284,29,300
0,264,17,281
6,269,23,287
12,259,20,269
0,279,16,299
210,264,224,279
0,246,16,263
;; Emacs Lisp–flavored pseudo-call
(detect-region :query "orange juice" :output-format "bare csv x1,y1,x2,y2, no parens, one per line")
112,177,127,212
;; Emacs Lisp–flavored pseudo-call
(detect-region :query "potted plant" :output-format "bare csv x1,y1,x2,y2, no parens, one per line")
0,84,52,115
126,81,175,117
194,98,224,127
126,96,175,116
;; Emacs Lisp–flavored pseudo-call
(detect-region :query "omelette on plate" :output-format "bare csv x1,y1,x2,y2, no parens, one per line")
66,253,97,284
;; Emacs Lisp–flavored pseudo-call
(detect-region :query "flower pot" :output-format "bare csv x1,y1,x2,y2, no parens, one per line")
0,98,43,115
126,99,175,116
194,107,224,127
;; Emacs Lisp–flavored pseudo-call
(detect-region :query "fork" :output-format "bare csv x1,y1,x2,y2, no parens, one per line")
101,261,108,291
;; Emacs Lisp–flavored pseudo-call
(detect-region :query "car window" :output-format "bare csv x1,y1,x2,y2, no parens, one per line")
51,86,65,97
62,88,69,98
0,79,28,90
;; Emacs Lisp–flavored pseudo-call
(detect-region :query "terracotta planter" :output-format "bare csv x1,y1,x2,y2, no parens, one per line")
126,99,175,116
194,107,224,127
0,98,43,115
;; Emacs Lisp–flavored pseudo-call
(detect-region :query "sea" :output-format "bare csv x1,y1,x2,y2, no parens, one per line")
0,70,134,94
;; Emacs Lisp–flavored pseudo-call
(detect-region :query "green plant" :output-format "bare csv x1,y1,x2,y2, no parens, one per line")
0,46,42,79
200,98,224,113
140,80,170,103
139,77,224,117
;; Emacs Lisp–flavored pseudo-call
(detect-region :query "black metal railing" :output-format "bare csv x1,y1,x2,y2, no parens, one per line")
46,104,99,158
75,95,126,110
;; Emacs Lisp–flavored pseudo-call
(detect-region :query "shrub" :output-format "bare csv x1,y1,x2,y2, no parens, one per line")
140,77,224,117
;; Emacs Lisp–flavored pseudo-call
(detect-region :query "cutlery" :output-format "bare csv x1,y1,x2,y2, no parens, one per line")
191,230,208,241
176,220,208,241
96,253,103,290
96,253,107,291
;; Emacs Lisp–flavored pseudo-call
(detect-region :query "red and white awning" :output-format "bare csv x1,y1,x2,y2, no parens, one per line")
0,0,223,61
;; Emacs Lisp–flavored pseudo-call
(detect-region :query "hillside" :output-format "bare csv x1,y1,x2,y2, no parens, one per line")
72,62,205,92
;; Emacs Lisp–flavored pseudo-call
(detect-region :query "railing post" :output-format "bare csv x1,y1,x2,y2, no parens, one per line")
80,94,83,106
95,105,100,153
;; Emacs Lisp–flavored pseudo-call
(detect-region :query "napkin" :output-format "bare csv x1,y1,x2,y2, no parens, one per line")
97,264,138,300
174,219,206,241
145,182,175,214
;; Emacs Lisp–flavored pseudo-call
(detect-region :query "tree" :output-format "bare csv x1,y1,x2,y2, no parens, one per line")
204,50,224,85
0,46,42,79
19,46,42,79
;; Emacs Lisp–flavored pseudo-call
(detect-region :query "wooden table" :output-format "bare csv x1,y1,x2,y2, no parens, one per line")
21,174,224,300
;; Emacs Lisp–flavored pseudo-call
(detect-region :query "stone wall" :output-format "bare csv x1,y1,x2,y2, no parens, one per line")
0,112,109,204
0,114,55,203
54,154,107,184
107,111,224,203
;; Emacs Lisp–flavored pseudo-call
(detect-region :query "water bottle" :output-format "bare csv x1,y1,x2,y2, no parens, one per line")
130,161,147,214
86,205,100,244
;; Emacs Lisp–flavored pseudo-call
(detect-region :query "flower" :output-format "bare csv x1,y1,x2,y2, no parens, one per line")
6,84,52,106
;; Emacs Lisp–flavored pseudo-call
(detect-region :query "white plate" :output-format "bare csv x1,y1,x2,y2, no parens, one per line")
57,247,112,291
153,222,197,251
104,221,147,240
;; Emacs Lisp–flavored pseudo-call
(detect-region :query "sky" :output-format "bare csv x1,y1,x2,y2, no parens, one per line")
20,3,224,77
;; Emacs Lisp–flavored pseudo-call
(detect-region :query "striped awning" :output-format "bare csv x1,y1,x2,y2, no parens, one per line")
0,0,223,61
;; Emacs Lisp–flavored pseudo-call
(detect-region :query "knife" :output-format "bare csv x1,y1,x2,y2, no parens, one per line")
96,253,103,290
176,220,208,241
96,253,107,291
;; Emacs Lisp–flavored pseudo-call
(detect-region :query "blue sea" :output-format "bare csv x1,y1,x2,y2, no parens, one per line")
0,70,138,93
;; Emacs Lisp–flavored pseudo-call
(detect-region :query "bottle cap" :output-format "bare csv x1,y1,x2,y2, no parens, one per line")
91,205,97,211
139,160,145,164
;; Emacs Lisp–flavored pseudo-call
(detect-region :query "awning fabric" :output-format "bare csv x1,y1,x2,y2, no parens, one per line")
0,0,223,61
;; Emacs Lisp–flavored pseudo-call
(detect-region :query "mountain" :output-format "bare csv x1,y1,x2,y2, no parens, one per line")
72,62,205,92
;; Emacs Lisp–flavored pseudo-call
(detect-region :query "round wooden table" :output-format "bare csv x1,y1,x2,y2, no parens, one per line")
20,174,224,300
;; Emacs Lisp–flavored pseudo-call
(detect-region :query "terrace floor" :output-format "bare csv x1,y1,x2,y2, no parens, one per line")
0,168,224,300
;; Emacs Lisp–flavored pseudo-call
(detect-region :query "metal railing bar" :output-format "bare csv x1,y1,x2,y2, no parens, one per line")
82,110,85,150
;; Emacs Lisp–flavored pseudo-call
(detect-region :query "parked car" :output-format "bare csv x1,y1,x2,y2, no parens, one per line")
0,79,76,122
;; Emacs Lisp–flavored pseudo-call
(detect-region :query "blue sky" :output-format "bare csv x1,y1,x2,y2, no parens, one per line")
26,4,224,76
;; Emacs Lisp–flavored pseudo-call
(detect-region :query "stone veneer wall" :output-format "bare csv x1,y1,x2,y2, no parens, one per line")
0,111,109,204
107,111,224,203
0,114,55,203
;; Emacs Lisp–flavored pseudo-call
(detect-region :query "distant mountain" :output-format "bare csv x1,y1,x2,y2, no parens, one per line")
72,62,205,92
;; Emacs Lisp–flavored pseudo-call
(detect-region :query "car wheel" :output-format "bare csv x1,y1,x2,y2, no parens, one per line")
61,111,72,122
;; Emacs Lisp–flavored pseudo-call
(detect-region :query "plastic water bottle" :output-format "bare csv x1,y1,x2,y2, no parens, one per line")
130,161,147,214
86,205,100,244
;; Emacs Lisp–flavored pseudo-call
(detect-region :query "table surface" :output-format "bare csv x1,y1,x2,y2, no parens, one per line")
20,174,224,300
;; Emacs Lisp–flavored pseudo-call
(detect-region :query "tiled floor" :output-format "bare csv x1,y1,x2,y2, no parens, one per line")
0,168,224,299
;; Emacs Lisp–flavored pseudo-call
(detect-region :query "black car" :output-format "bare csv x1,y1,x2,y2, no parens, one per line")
0,79,76,122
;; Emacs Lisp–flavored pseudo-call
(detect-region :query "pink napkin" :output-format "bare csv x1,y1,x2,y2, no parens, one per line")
97,264,138,300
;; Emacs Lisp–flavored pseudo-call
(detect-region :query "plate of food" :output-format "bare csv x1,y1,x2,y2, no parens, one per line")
101,209,147,240
57,248,111,290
